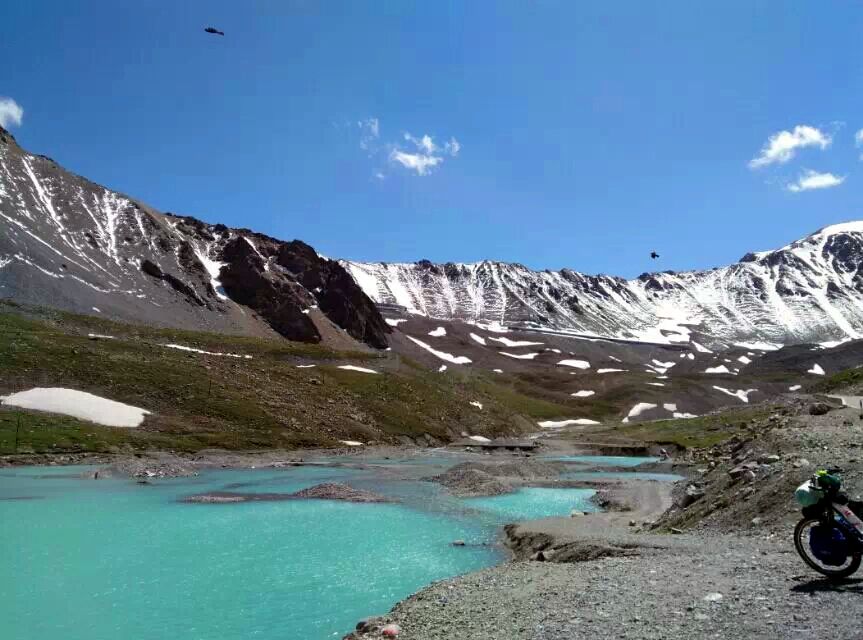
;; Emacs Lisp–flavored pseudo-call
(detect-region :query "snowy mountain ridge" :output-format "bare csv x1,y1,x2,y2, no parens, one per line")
0,125,389,347
3,121,863,350
343,221,863,347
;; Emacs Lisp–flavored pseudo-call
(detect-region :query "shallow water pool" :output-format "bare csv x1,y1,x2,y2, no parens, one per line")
464,487,599,520
0,464,599,640
543,455,659,466
562,470,684,482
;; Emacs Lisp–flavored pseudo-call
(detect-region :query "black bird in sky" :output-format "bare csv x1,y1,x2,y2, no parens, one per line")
650,251,660,260
204,27,225,36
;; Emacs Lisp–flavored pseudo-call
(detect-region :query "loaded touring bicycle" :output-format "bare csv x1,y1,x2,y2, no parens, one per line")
794,469,863,578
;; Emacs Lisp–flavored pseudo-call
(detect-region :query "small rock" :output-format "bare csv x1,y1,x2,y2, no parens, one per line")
758,454,781,464
531,550,548,562
704,592,723,602
743,470,757,483
381,623,401,637
671,527,684,534
793,458,811,469
571,510,585,517
751,517,762,526
629,520,637,527
451,540,466,546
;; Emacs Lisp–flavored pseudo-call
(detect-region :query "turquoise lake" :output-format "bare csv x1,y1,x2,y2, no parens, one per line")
0,462,598,640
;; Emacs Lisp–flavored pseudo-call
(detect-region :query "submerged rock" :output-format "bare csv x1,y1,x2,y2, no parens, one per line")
291,482,392,503
429,464,513,497
182,483,392,504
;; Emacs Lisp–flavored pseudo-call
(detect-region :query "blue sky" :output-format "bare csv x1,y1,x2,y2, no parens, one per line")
2,1,863,277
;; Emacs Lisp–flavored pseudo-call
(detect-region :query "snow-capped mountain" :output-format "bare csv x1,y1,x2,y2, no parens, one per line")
4,120,863,351
0,125,388,348
343,222,863,347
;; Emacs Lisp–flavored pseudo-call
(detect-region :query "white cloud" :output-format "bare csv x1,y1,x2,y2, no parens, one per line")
389,149,443,176
856,128,863,146
444,137,461,157
358,117,379,150
749,125,831,169
0,97,23,128
786,169,845,193
405,133,437,154
355,121,460,177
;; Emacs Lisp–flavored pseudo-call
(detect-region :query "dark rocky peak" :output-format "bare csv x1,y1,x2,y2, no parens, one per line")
0,124,18,146
443,262,466,279
222,234,264,267
274,239,390,349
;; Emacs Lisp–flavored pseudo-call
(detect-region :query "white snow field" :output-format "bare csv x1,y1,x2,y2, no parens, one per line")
406,336,472,364
337,365,379,374
713,386,758,403
557,359,591,369
0,388,150,427
789,385,802,391
470,401,483,410
571,390,595,398
704,365,731,374
808,363,826,375
500,352,540,360
385,318,407,327
428,327,447,337
469,333,487,345
622,402,657,423
488,336,544,347
162,344,252,359
468,435,491,443
340,440,364,446
597,368,627,374
538,418,601,428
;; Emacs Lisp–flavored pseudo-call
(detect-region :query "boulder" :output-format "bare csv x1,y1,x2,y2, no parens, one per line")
729,462,759,479
355,617,384,634
809,402,832,416
678,484,706,508
381,623,401,637
757,454,781,464
451,540,466,546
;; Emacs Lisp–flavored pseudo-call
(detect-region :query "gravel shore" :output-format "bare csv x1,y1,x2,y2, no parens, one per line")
369,532,863,640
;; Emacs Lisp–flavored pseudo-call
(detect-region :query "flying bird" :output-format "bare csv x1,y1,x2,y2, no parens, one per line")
650,251,660,260
204,27,225,36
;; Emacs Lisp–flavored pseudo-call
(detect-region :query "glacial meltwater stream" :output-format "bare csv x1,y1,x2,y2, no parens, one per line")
0,459,601,640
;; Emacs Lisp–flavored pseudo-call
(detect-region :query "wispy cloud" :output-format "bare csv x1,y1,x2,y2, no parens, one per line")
856,128,863,159
749,125,831,169
0,97,23,128
389,131,461,176
786,169,845,193
354,120,461,178
389,149,443,176
358,118,380,151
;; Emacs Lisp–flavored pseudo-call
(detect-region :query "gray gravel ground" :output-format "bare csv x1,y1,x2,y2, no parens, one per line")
378,533,863,640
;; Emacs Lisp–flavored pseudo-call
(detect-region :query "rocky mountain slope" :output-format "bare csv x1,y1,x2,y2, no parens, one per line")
0,125,388,348
343,222,863,347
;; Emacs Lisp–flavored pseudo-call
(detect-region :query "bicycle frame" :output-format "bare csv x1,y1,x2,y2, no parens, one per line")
833,502,863,540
